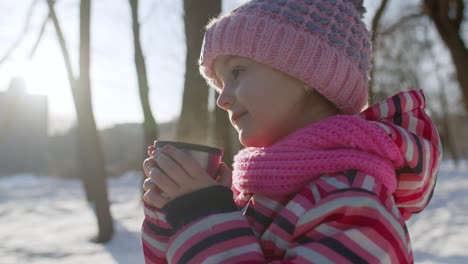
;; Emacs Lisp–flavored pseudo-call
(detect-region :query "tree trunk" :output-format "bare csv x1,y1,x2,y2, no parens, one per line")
75,94,114,243
177,0,221,144
129,0,159,194
368,0,389,104
213,92,241,169
423,0,468,112
78,0,114,243
422,21,460,165
46,0,114,243
129,0,158,147
438,87,460,165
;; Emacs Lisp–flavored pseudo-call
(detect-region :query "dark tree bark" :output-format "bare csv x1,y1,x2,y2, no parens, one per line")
368,0,390,104
423,0,468,112
422,22,460,165
380,13,424,37
177,0,221,144
46,0,113,243
129,0,159,194
129,0,158,147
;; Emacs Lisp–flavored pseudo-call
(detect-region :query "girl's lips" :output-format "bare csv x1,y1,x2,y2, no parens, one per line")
231,111,247,124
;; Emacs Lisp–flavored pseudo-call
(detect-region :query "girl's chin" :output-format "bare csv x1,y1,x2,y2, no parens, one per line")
238,130,272,148
238,130,255,147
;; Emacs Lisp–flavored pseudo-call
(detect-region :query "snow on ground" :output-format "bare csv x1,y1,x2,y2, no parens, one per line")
0,171,145,264
0,161,467,263
407,160,468,264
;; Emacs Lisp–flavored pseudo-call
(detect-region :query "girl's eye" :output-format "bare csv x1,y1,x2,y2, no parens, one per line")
231,67,243,79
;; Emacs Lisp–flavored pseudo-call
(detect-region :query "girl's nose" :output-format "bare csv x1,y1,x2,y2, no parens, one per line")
216,89,234,110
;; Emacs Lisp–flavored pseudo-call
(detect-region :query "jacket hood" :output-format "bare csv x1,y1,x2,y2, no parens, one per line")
357,89,443,220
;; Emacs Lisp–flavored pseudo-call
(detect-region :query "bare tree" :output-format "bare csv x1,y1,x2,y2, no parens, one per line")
29,12,51,59
423,0,468,112
380,12,424,37
177,0,222,144
422,21,460,164
0,0,40,64
359,0,467,163
368,0,390,104
128,0,159,191
371,6,462,162
46,0,113,243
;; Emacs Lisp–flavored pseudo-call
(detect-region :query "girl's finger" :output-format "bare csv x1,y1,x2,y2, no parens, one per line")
149,166,180,196
216,162,232,187
143,188,169,209
147,145,155,156
143,178,155,192
154,151,192,185
142,178,165,195
143,157,156,177
160,145,207,180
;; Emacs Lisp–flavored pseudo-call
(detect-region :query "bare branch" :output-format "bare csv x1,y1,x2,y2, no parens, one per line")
371,0,389,40
424,0,451,41
0,0,40,64
380,12,424,36
28,13,51,59
424,0,468,112
46,0,77,89
453,0,464,31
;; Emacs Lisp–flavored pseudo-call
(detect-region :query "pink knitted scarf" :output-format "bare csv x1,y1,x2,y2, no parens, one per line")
232,115,405,197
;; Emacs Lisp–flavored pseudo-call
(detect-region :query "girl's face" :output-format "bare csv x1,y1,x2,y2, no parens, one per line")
213,55,317,147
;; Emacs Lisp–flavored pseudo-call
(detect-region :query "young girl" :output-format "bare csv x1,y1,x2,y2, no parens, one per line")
141,0,442,263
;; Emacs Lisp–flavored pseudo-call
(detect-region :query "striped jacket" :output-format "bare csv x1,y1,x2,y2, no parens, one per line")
142,90,442,263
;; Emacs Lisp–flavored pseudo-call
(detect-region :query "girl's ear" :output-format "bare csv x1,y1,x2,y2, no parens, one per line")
303,84,312,95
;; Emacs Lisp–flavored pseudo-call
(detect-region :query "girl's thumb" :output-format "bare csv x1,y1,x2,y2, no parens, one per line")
217,162,232,187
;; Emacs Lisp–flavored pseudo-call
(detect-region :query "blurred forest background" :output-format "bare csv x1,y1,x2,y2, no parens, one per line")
0,0,467,243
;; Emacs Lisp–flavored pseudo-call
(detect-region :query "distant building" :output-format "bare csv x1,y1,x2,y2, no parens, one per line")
0,77,48,175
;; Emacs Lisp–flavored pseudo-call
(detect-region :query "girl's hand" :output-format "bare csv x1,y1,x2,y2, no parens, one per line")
142,150,170,207
142,144,231,209
215,162,232,188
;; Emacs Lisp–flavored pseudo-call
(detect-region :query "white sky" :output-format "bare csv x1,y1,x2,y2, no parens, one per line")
0,0,188,134
1,0,454,134
0,0,258,134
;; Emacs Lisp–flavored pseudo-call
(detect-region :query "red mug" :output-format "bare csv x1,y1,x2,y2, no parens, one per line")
154,141,223,178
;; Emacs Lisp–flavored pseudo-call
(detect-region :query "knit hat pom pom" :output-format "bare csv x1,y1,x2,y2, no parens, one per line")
349,0,366,17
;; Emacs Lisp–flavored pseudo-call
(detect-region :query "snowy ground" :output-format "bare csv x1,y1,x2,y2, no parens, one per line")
0,161,467,264
407,160,468,263
0,171,145,264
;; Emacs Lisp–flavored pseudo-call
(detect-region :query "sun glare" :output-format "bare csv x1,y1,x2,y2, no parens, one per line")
3,43,76,125
23,57,70,100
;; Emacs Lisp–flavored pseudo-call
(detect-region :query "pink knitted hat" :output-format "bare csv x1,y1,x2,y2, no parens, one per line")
199,0,371,114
